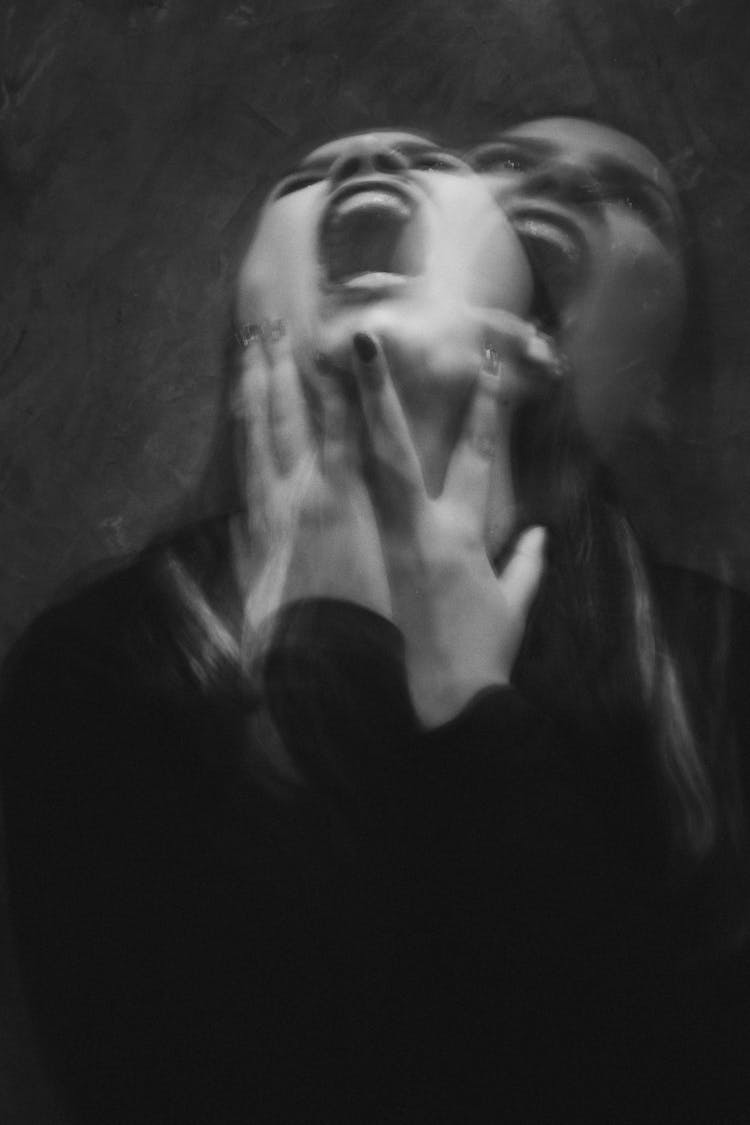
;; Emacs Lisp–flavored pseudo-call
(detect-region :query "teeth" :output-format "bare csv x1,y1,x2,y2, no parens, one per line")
515,218,581,264
334,191,411,221
341,272,408,289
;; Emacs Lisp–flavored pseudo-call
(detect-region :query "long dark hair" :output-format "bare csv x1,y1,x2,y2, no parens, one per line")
511,381,749,950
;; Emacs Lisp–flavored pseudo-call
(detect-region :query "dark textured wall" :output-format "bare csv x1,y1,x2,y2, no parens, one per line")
1,0,749,1118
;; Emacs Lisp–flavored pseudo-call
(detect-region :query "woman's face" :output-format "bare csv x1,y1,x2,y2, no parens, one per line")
468,118,687,448
236,131,534,490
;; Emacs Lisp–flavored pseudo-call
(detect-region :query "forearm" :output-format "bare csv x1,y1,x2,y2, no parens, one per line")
261,597,418,800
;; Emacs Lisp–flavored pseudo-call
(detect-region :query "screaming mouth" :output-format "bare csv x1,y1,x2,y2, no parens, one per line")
319,180,425,289
509,210,587,332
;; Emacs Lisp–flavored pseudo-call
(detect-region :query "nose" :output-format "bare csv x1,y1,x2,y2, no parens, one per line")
328,138,410,187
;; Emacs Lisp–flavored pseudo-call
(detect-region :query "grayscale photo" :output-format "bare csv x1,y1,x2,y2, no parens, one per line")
1,2,749,1121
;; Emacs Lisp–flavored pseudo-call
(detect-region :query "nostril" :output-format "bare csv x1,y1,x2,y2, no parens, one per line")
331,145,408,185
335,156,363,182
373,150,407,173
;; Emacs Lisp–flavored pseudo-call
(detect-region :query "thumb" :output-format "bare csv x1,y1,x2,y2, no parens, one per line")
499,526,547,618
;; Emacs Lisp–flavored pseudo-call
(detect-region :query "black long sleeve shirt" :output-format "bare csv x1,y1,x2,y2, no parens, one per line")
3,536,750,1122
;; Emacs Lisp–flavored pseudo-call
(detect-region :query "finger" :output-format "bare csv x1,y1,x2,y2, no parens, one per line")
499,526,547,618
263,321,312,473
317,361,359,477
351,332,424,505
443,365,501,512
471,307,568,387
488,319,568,384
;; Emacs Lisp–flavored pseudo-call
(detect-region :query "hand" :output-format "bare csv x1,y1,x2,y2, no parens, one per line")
351,332,546,727
233,324,391,654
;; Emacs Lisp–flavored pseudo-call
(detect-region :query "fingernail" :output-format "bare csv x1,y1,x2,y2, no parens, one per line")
315,350,335,373
354,332,377,363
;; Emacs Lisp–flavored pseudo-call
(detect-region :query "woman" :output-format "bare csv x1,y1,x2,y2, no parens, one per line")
2,126,749,1122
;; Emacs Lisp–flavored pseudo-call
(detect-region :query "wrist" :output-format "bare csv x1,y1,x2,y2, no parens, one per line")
409,660,509,728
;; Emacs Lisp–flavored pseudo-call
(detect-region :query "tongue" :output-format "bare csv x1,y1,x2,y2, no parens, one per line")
323,198,420,284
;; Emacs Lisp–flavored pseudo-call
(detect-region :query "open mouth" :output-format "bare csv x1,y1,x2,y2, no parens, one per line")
319,178,425,289
506,208,588,331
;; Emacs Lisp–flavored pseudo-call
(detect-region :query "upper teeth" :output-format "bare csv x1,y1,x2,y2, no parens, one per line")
516,218,580,262
335,191,411,221
342,272,408,288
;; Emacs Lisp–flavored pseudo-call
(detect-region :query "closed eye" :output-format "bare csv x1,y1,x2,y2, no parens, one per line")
593,161,678,236
603,184,675,234
410,149,467,173
467,141,541,175
270,172,325,200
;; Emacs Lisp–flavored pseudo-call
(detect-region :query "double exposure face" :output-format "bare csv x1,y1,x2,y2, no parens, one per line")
468,118,687,446
236,131,534,490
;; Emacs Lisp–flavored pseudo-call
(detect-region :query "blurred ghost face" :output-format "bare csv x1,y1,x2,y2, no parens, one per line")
468,118,687,449
236,131,534,489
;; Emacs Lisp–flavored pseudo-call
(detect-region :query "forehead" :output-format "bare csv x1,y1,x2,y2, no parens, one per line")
302,131,438,163
501,117,677,201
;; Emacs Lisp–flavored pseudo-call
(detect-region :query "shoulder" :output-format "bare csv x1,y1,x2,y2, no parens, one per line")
648,559,750,785
2,516,238,711
649,560,749,632
649,561,750,705
0,520,247,895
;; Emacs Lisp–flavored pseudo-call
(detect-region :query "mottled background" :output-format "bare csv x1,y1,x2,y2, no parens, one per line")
1,0,749,1118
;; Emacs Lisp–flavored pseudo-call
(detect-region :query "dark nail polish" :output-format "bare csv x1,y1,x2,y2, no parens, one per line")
354,332,377,363
316,352,347,380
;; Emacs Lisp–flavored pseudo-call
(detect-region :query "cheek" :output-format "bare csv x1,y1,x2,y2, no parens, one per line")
607,261,684,359
481,172,526,203
606,219,684,314
237,194,323,327
568,231,684,356
426,178,533,312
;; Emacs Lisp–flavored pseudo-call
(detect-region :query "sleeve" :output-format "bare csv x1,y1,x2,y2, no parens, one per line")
261,600,647,992
0,587,233,1102
0,575,326,1122
410,686,659,999
0,587,426,1122
260,597,419,814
